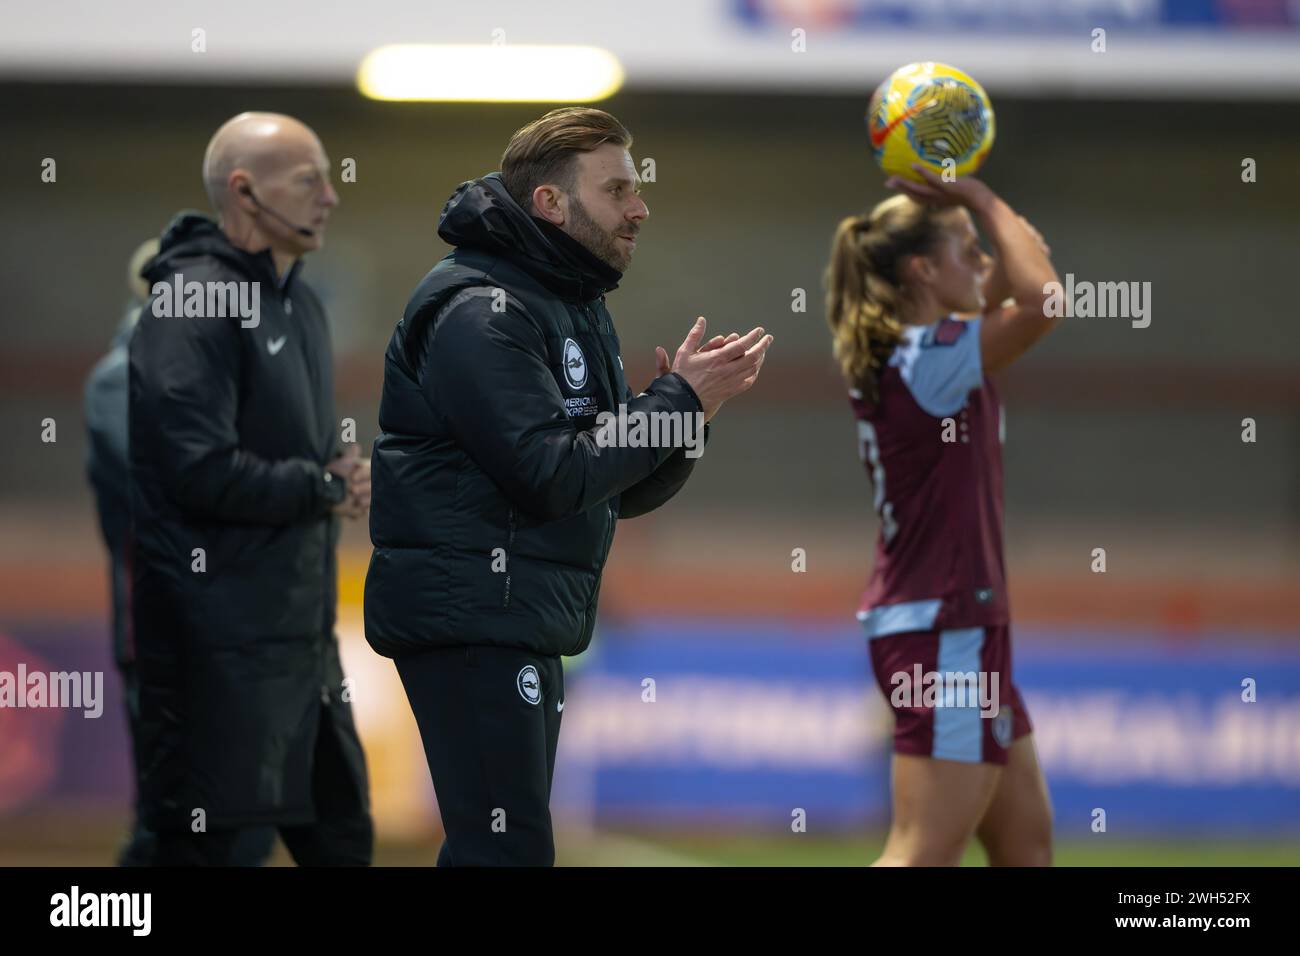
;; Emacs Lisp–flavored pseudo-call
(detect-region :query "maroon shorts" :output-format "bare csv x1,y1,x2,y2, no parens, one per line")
868,624,1032,765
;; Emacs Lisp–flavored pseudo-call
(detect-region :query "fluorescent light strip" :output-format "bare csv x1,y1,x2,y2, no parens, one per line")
357,44,624,102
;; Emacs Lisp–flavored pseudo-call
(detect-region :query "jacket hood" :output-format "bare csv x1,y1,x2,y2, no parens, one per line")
140,211,295,288
436,173,621,302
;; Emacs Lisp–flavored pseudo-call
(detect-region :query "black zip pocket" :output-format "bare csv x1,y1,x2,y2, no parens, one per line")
502,505,516,608
603,500,616,553
585,501,617,613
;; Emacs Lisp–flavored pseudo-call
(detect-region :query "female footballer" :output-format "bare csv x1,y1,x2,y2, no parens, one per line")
824,165,1060,866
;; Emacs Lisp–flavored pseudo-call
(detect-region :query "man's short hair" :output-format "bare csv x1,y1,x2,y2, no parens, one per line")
500,107,633,211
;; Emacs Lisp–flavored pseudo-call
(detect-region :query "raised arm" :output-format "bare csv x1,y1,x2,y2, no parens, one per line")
888,165,1060,373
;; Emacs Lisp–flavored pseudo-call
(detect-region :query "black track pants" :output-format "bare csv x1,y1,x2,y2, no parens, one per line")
395,645,565,867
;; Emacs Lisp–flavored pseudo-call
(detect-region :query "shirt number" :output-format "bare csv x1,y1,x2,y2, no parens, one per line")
858,420,898,546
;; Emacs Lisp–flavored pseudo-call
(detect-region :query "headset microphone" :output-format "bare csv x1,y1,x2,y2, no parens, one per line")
241,186,315,238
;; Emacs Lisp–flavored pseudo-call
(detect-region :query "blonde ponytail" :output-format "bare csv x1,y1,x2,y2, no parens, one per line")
823,195,949,401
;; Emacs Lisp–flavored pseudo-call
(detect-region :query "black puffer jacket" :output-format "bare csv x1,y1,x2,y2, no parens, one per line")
364,173,706,659
128,213,360,828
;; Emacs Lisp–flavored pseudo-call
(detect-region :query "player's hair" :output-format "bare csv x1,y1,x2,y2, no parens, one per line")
127,237,160,301
824,194,954,401
500,108,633,211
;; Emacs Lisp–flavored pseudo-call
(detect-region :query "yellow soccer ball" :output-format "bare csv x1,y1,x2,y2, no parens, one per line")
866,62,996,183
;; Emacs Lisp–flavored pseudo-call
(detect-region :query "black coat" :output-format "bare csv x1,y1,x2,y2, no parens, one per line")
364,173,706,660
128,213,359,828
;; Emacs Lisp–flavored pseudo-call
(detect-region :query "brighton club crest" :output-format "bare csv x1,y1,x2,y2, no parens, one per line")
562,338,587,391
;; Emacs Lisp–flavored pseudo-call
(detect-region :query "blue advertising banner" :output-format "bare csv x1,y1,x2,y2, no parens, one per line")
557,619,1300,835
4,618,1297,837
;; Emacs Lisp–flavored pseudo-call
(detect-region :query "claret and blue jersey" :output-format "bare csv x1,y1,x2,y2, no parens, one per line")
850,315,1010,638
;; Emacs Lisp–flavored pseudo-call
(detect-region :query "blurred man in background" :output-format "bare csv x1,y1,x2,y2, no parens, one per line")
127,112,373,865
84,237,158,865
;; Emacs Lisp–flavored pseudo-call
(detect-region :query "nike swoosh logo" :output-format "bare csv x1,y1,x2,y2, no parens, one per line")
267,336,287,355
556,699,565,713
870,98,931,149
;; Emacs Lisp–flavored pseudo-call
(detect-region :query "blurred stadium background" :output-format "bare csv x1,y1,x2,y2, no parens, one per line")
2,0,1299,866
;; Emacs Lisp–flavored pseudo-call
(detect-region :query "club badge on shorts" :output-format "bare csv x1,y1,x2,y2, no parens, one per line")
517,665,541,705
992,705,1013,748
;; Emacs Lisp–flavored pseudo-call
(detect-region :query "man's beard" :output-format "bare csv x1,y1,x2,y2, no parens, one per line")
566,195,634,272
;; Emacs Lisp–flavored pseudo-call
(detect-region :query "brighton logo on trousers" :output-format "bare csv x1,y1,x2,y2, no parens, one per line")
562,338,587,391
517,665,541,705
